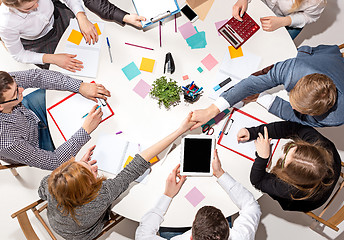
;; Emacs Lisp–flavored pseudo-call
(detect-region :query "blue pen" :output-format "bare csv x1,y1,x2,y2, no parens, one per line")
194,87,203,94
106,37,113,63
82,105,101,118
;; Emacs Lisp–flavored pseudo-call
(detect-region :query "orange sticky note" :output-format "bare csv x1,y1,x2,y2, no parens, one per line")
149,156,159,164
140,57,155,73
228,46,243,59
123,156,134,168
94,23,102,35
67,29,83,45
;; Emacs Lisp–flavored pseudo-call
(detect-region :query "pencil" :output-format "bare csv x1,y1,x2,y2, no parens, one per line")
125,42,154,51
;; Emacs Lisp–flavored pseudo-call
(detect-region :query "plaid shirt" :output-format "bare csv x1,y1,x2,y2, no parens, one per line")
0,69,91,170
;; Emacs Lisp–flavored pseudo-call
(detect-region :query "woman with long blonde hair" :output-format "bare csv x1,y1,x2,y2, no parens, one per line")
237,121,341,211
232,0,326,39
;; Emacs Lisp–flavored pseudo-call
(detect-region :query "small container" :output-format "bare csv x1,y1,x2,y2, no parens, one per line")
183,84,201,103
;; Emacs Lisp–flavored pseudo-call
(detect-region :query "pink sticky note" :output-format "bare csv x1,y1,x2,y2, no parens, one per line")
133,79,152,99
215,19,228,36
201,54,218,71
185,187,205,207
214,111,226,124
183,75,189,80
178,22,197,40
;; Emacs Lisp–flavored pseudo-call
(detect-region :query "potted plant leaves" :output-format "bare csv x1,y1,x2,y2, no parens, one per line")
150,76,182,109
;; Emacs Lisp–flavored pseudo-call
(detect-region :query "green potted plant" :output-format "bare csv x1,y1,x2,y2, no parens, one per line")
150,76,182,109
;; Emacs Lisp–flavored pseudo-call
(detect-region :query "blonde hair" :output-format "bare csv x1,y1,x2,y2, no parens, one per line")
48,158,106,223
271,140,334,200
290,0,327,12
289,73,337,116
2,0,34,8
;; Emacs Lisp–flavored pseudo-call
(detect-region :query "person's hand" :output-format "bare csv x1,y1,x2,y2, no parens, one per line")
254,126,271,159
79,82,111,103
190,104,220,130
123,13,146,28
260,16,291,32
76,12,98,44
237,128,250,142
232,0,248,21
82,105,103,134
164,164,187,198
43,53,83,72
212,149,225,178
178,112,197,133
242,93,259,105
80,145,98,176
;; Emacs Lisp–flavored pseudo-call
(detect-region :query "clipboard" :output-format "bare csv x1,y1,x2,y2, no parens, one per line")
132,0,180,28
47,86,114,141
217,108,280,164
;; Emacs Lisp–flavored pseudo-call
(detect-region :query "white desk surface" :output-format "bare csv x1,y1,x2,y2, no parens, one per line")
47,0,297,227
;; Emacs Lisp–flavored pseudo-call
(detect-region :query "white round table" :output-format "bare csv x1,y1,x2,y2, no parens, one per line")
48,0,296,227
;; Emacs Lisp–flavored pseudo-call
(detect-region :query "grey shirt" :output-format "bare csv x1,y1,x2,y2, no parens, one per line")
38,154,151,240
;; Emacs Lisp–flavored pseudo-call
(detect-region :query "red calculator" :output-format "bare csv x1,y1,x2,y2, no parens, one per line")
218,13,260,49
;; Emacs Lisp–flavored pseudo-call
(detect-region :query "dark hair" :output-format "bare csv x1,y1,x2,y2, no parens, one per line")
0,71,14,102
289,73,337,116
271,140,334,200
192,206,229,240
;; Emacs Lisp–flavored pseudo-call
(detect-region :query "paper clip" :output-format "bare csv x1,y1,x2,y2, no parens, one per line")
223,119,234,135
151,11,170,22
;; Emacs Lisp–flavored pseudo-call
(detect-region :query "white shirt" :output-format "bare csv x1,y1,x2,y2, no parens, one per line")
134,172,261,240
260,0,326,28
0,0,84,64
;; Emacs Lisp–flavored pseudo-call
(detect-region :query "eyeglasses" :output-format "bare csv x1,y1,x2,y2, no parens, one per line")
0,85,19,104
281,144,295,168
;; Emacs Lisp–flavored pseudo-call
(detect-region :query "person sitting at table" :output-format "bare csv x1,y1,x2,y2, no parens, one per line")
190,45,344,128
38,113,196,240
232,0,326,39
237,121,341,212
134,150,262,240
0,68,110,170
0,0,98,71
82,0,146,28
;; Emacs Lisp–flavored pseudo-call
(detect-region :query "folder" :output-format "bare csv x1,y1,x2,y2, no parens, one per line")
132,0,180,28
218,108,280,164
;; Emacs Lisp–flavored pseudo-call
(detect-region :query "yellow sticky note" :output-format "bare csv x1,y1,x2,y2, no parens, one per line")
228,46,243,59
139,57,155,73
94,23,102,35
149,156,159,164
123,156,134,168
67,29,83,45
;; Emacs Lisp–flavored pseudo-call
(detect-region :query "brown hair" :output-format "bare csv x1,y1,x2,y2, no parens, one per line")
192,206,229,240
271,140,334,200
0,71,14,102
48,159,106,223
289,73,337,116
1,0,34,8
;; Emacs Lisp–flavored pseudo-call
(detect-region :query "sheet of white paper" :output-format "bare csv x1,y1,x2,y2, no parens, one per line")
133,0,178,27
219,110,278,160
93,135,129,175
48,94,113,141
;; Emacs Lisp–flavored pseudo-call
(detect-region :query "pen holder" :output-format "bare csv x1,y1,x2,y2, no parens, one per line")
183,84,201,103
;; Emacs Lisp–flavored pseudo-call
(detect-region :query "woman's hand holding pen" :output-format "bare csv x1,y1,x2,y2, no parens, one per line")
79,82,111,103
82,105,103,134
237,128,250,142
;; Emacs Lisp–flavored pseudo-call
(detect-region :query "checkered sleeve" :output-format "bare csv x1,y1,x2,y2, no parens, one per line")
0,128,90,170
10,69,82,93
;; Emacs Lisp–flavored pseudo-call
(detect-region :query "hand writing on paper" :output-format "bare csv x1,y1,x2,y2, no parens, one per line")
123,13,146,28
232,0,248,21
43,54,83,72
254,126,271,159
237,128,250,142
260,16,291,32
212,149,225,178
190,104,220,130
79,82,111,102
77,12,99,44
164,164,187,198
82,105,103,134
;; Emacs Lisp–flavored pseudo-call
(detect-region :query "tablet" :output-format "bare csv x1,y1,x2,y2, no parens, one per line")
180,135,215,176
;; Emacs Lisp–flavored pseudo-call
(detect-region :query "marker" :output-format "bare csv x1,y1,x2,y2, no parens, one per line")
82,105,101,118
116,131,123,135
213,77,232,91
125,43,154,51
106,37,113,63
194,87,203,94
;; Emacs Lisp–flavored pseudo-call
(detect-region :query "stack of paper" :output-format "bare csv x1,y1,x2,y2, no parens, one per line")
60,19,104,78
178,22,207,49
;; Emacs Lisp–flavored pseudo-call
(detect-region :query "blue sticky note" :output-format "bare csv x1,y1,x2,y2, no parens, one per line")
122,62,141,80
186,31,207,49
197,67,203,73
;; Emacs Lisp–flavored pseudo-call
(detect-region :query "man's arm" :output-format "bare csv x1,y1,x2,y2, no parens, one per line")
83,0,128,23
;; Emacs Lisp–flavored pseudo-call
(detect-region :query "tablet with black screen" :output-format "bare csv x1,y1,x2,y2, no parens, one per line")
180,135,215,176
